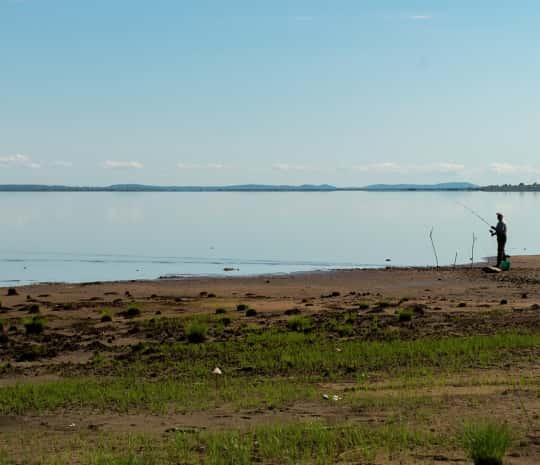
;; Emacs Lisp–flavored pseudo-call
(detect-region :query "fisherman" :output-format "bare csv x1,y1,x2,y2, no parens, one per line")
490,213,507,267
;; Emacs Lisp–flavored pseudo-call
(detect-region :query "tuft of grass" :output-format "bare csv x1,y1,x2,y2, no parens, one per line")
287,316,312,333
100,309,113,323
23,315,46,335
215,308,227,315
218,316,232,327
185,321,208,343
236,304,248,312
245,308,257,317
124,306,141,319
396,309,414,322
460,420,512,465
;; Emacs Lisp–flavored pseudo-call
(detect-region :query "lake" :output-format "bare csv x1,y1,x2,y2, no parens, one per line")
0,191,538,286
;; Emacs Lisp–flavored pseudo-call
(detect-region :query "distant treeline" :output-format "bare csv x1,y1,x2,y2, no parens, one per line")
479,183,540,192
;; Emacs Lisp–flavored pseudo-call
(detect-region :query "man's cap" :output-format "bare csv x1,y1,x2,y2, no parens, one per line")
496,212,503,217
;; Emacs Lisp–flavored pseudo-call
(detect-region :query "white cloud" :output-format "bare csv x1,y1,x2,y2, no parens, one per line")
351,162,465,174
490,162,540,175
352,162,401,173
103,160,143,169
0,154,40,169
272,163,306,172
177,163,225,170
51,160,73,168
437,162,465,172
410,15,432,21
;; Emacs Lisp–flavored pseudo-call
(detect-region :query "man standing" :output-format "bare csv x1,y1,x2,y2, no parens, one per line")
490,213,507,267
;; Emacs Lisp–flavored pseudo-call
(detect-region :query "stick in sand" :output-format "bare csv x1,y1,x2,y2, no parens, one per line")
429,227,439,270
470,233,477,268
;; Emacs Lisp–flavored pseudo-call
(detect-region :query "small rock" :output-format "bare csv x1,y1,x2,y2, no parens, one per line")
7,288,18,296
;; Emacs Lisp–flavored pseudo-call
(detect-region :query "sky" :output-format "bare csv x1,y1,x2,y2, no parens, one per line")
1,0,540,186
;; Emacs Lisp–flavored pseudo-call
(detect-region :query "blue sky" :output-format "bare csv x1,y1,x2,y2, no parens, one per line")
1,0,540,186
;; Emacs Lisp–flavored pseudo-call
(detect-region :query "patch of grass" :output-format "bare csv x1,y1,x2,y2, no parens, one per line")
286,316,312,333
0,421,448,465
325,318,354,336
215,308,227,315
460,420,512,465
23,315,46,335
100,309,113,323
124,306,141,319
0,377,317,415
185,321,207,344
236,304,248,312
245,308,257,317
396,308,414,322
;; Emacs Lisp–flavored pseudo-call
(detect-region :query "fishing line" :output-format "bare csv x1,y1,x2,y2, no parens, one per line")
456,201,492,227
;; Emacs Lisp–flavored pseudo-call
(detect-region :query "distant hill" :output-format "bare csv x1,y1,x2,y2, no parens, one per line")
0,184,338,192
363,182,478,191
0,182,485,192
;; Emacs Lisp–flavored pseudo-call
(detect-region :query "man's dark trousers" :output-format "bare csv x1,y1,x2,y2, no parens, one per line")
497,236,507,267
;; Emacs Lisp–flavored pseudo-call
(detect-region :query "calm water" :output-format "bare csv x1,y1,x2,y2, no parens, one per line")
0,191,538,286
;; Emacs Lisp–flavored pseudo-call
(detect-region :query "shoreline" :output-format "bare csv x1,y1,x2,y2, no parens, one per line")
0,255,508,289
2,255,536,300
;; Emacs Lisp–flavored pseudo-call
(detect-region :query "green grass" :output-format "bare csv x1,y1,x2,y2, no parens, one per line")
0,422,447,465
0,377,317,415
460,420,512,465
185,321,208,343
124,306,141,319
396,308,414,322
0,332,537,415
22,315,46,335
286,316,312,333
92,330,540,381
100,309,113,323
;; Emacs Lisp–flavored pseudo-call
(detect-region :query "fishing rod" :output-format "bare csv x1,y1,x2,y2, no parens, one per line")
456,201,492,227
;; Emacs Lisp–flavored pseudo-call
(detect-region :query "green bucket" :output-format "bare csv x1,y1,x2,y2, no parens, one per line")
500,260,511,271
